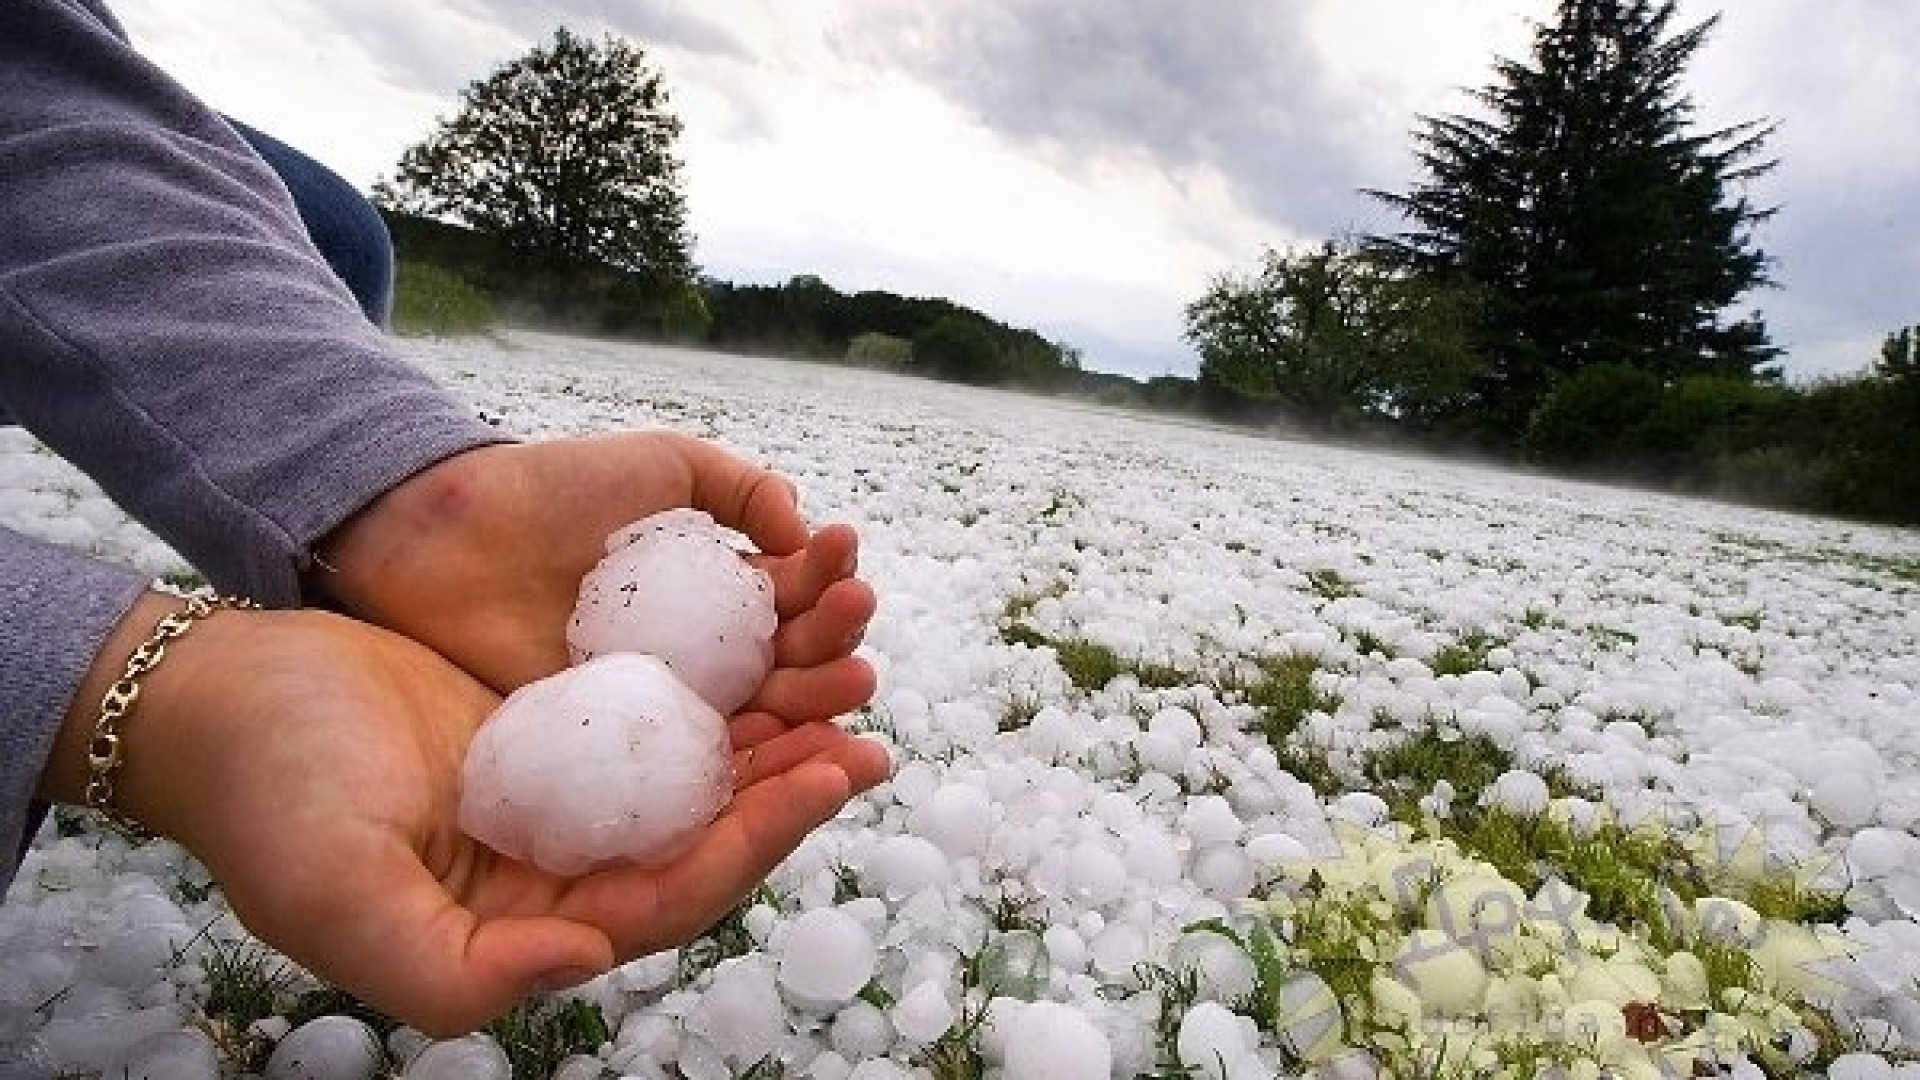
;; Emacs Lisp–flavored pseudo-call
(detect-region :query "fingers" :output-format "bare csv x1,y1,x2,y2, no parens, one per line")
731,720,881,785
745,655,878,725
729,711,792,750
558,733,884,956
760,523,861,618
773,577,875,668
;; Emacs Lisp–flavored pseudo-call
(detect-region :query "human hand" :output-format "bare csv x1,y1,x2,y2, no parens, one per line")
313,432,876,721
44,594,891,1035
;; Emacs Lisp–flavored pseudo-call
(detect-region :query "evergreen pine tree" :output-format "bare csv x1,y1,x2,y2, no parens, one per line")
1366,0,1776,448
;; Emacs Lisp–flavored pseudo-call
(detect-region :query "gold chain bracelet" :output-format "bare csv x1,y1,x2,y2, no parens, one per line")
85,589,259,830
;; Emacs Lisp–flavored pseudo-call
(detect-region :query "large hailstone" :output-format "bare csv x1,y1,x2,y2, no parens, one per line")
458,654,734,876
567,509,777,715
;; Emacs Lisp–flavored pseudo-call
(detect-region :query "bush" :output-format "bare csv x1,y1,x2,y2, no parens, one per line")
391,261,495,336
1522,362,1665,466
846,332,913,369
1703,445,1838,510
913,314,1005,384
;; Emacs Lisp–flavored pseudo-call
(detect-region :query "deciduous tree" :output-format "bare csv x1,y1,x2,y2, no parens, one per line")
1183,243,1480,431
377,27,693,286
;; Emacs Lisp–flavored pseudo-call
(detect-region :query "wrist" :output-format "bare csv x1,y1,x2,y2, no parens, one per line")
308,445,495,616
39,591,256,838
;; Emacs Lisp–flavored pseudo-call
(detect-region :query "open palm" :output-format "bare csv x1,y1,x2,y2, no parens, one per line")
137,607,889,1036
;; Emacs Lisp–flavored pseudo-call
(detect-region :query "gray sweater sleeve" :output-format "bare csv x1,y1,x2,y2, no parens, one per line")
1,0,503,890
1,529,149,896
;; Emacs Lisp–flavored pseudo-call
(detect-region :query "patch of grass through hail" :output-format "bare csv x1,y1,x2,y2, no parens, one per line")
998,588,1194,694
488,997,612,1080
1180,632,1864,1075
196,933,612,1077
1218,652,1345,795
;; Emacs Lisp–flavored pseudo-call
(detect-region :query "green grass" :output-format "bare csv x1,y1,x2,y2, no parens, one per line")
1306,568,1358,601
1429,632,1495,677
391,260,496,336
199,936,304,1070
1227,653,1344,794
1363,726,1513,820
999,616,1194,693
488,997,611,1080
160,569,209,591
679,884,783,984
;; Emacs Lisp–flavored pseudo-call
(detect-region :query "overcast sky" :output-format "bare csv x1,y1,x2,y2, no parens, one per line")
115,0,1918,381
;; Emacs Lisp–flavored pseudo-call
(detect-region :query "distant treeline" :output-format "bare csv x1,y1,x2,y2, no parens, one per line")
385,211,1154,399
384,211,1920,527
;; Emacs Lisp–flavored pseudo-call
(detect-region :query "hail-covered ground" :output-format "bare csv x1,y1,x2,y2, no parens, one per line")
3,331,1919,1080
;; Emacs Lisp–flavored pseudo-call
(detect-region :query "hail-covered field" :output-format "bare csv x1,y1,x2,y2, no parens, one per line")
4,331,1919,1080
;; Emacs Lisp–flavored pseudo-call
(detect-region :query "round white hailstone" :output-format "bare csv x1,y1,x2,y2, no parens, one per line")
1484,769,1551,816
1693,896,1763,946
458,654,733,876
1391,929,1490,1016
1425,875,1528,960
804,1050,854,1080
1091,790,1146,833
888,760,941,807
1329,791,1390,826
1137,728,1193,776
1149,706,1205,749
1123,830,1183,885
688,957,786,1067
87,922,191,991
828,1000,895,1060
1191,846,1255,900
567,509,776,714
1810,771,1881,830
865,835,950,900
1044,923,1090,971
1003,1002,1112,1080
1090,921,1148,979
1182,796,1244,848
122,1029,221,1080
1171,933,1258,1004
400,1036,508,1080
1827,1054,1898,1080
778,908,878,1009
1245,831,1312,869
1176,1001,1259,1080
265,1015,382,1080
1848,828,1919,881
890,980,956,1044
1067,840,1129,906
1274,971,1344,1064
910,782,994,856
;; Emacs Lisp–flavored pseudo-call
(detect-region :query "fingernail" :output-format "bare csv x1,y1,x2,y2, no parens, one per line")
533,967,596,993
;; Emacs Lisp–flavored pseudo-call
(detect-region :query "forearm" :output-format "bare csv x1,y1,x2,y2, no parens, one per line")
0,0,501,606
0,526,149,896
